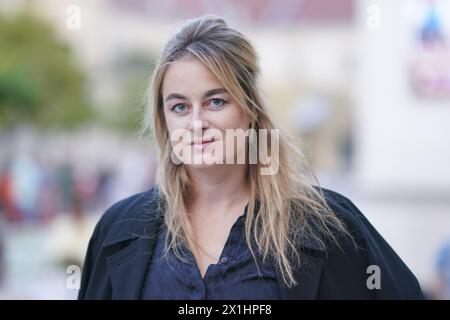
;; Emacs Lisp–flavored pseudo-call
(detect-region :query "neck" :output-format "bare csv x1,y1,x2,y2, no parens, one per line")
186,164,250,214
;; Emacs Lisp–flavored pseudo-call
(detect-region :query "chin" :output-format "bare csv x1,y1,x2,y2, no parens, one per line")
184,153,228,168
185,162,222,170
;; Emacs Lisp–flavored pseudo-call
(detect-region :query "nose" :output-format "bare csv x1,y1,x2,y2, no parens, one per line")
188,104,210,132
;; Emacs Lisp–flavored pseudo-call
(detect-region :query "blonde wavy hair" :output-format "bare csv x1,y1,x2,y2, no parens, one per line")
141,15,349,287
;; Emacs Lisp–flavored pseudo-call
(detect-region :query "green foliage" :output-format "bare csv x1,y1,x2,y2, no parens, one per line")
0,11,93,129
108,51,156,132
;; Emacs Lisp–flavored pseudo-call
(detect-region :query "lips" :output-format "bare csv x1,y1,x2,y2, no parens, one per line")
190,137,216,145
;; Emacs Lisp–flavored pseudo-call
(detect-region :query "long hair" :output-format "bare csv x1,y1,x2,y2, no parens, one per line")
141,15,349,287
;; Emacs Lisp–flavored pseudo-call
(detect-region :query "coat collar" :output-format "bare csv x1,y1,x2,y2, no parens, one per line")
103,187,326,299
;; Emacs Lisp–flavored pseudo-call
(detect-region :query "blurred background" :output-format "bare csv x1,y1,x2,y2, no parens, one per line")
0,0,449,299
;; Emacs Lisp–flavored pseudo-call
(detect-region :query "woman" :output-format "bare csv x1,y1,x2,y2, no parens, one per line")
78,15,423,300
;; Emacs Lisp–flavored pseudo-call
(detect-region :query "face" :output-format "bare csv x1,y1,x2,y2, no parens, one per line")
161,55,251,168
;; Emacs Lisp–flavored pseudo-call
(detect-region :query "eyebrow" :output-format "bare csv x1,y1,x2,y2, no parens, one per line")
165,88,228,102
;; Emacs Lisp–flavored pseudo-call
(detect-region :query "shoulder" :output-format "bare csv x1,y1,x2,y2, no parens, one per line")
317,186,365,231
78,186,162,299
307,185,369,250
312,186,382,246
312,186,424,299
92,186,162,240
98,186,161,228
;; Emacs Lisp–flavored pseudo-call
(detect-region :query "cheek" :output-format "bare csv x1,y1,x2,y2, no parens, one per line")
163,113,182,147
164,111,185,135
215,106,249,131
214,107,249,156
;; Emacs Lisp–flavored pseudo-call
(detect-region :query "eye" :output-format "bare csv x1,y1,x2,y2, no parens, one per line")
171,103,188,113
209,98,226,109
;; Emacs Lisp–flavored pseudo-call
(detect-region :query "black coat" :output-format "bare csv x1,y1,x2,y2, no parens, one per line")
78,186,424,300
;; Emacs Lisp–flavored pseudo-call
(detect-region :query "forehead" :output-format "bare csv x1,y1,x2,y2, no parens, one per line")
162,56,224,98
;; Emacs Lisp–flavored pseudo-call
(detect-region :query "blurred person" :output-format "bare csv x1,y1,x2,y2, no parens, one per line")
0,162,21,222
9,153,43,221
37,158,60,223
56,164,75,213
78,15,423,300
430,238,450,299
90,168,114,212
0,214,4,287
72,163,100,216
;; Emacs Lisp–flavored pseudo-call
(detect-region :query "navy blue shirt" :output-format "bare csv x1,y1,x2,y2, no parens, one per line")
141,205,281,300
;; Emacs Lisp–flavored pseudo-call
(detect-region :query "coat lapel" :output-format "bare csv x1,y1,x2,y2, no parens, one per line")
106,236,157,299
103,188,164,299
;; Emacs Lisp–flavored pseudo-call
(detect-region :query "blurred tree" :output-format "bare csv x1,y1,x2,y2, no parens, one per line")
0,11,93,129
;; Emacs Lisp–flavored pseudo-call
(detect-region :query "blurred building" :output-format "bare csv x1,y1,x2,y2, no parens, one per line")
355,0,450,199
18,0,355,176
1,0,450,299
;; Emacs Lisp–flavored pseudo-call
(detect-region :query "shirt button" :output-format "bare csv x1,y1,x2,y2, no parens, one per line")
220,257,228,264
